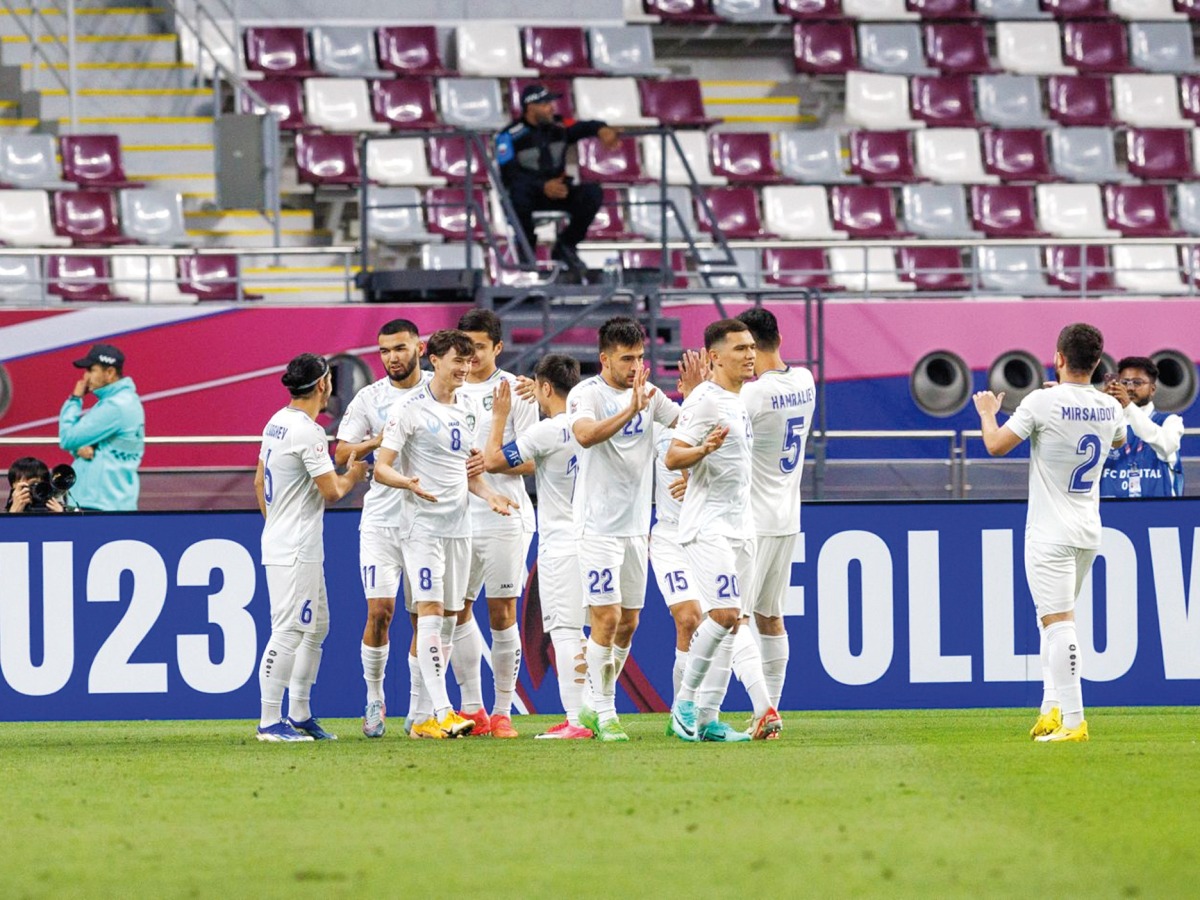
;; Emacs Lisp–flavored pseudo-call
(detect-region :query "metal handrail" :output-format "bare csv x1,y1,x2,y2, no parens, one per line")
1,0,76,127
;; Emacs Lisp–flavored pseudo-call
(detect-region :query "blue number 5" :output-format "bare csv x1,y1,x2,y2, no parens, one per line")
779,415,807,474
1069,434,1103,493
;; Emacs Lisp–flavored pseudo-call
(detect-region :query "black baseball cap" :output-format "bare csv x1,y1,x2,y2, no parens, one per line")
73,343,125,369
521,84,562,107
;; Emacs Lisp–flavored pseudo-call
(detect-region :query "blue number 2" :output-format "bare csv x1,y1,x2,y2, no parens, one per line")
779,415,807,474
1068,433,1103,493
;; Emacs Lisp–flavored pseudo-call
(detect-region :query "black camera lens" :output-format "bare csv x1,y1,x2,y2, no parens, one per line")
29,480,54,505
50,464,76,492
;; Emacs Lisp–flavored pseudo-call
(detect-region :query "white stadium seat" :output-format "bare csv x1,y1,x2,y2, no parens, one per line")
573,77,657,127
365,138,446,186
761,185,848,239
844,71,924,130
829,246,915,292
0,190,70,246
455,23,537,77
996,22,1074,75
914,129,999,184
1112,74,1188,127
303,78,389,133
1036,183,1120,237
640,132,726,186
1112,245,1188,293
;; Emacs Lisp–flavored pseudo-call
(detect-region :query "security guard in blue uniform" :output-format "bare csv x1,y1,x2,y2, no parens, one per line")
495,84,621,276
1101,356,1186,498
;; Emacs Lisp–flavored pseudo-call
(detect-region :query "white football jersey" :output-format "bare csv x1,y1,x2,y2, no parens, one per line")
381,384,481,539
652,424,682,537
673,380,754,544
1006,383,1126,549
459,369,537,536
259,406,335,565
336,372,430,531
741,366,817,537
567,374,680,537
508,412,579,558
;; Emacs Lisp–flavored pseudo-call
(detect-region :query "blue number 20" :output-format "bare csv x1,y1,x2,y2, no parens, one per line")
1068,433,1103,493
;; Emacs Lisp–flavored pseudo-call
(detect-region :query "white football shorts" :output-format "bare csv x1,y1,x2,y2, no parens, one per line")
650,525,699,608
684,534,756,612
1024,541,1097,619
577,534,649,609
465,531,527,602
537,552,585,631
359,525,405,600
401,535,472,612
745,532,798,618
264,561,329,635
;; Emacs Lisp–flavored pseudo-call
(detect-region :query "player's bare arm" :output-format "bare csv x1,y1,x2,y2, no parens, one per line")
665,428,729,471
373,445,438,502
314,450,369,502
573,364,654,448
253,459,267,518
972,390,1023,457
334,433,382,467
468,473,517,516
484,380,534,475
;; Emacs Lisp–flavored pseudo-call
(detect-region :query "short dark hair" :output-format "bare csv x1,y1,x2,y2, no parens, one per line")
1116,356,1158,382
736,307,781,352
281,353,329,398
379,318,420,338
458,309,502,344
704,318,752,351
425,329,475,360
1057,323,1104,374
7,456,48,488
598,316,645,354
534,353,581,397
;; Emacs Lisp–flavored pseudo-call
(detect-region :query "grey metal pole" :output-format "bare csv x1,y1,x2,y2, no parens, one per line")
66,0,77,132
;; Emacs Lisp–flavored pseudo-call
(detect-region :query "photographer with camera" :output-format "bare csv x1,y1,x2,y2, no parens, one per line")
5,457,74,513
58,343,145,511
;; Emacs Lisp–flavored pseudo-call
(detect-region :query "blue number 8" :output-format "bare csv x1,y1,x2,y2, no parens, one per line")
419,568,433,591
450,427,462,451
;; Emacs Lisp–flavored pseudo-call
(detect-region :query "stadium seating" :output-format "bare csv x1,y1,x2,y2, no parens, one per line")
376,27,455,77
619,248,690,288
643,0,723,23
982,128,1055,181
427,135,489,184
977,75,1053,126
0,190,71,246
977,0,1050,16
1050,126,1130,180
244,27,318,78
294,133,361,186
48,255,127,302
53,190,132,245
762,247,842,291
112,255,196,303
522,27,601,76
438,78,508,130
579,136,651,183
1037,183,1121,237
779,130,861,182
425,186,490,238
844,72,924,128
574,78,657,126
925,23,995,73
829,184,908,237
844,0,917,19
1044,0,1111,16
849,130,917,182
777,0,844,16
696,187,774,238
1111,0,1185,18
709,132,783,182
912,75,980,126
241,79,306,131
370,79,441,130
1129,22,1200,72
304,79,390,133
897,245,972,290
858,23,935,75
1112,244,1189,292
178,255,261,301
627,185,699,239
1177,182,1200,233
902,183,983,236
914,128,997,182
365,137,446,186
312,26,389,78
762,185,848,238
971,184,1045,236
59,135,140,190
1048,76,1115,125
1114,74,1188,125
712,0,788,21
587,189,638,239
1104,183,1179,235
508,78,576,120
1126,127,1196,179
0,135,71,189
639,79,721,128
119,189,188,245
793,22,858,75
996,22,1073,74
456,24,537,77
0,256,42,304
1063,21,1134,73
366,187,440,244
588,25,670,77
829,246,915,291
1046,244,1117,292
976,245,1061,294
909,0,978,18
641,132,725,184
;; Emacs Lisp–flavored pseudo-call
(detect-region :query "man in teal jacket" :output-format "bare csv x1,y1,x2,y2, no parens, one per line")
58,343,145,511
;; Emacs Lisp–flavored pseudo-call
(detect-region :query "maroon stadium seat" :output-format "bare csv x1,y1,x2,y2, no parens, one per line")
587,189,638,239
240,78,307,131
763,247,842,290
1179,0,1200,18
376,26,455,77
620,247,690,288
521,27,601,76
829,184,908,237
425,186,489,238
370,79,440,130
427,135,489,183
1103,183,1180,236
52,190,132,245
1047,75,1115,126
897,246,971,290
970,184,1046,236
849,130,917,183
178,255,262,300
643,0,723,22
907,0,977,18
1126,128,1196,180
777,0,842,17
982,129,1055,182
639,79,722,128
696,187,774,238
244,27,318,78
507,78,576,120
294,133,361,186
578,136,649,184
793,22,858,75
59,134,141,189
48,255,127,302
1042,0,1113,17
924,24,995,74
709,132,783,183
1181,75,1200,123
1063,22,1134,73
911,75,980,126
1046,245,1117,292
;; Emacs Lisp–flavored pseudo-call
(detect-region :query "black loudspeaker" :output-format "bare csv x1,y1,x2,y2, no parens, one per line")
987,350,1046,414
1150,349,1199,412
910,350,971,417
1090,353,1117,387
360,268,480,302
325,353,374,432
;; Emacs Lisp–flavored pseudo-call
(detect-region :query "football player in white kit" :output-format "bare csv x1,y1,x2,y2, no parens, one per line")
733,307,816,717
374,330,519,739
254,354,369,741
451,310,538,738
973,323,1126,743
667,319,777,743
333,319,429,739
568,317,694,742
484,354,593,739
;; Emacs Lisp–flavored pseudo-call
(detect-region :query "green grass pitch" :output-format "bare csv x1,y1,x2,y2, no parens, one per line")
1,707,1197,898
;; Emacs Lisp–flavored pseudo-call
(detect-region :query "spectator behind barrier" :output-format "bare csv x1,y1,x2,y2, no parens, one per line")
1101,356,1186,499
5,456,74,513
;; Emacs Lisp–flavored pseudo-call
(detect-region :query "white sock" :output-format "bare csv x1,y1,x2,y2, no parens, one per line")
679,617,730,703
258,629,302,727
452,618,484,713
286,633,324,723
732,625,771,718
491,624,522,718
672,648,688,704
1039,625,1059,714
612,642,631,679
585,638,616,723
759,633,789,711
362,642,389,705
697,632,734,729
417,615,451,719
551,627,586,725
1046,621,1084,727
407,652,429,723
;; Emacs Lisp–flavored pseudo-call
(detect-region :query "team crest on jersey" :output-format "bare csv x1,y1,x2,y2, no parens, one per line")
313,440,326,455
466,413,477,431
603,400,620,417
569,398,580,413
423,413,442,434
482,395,494,411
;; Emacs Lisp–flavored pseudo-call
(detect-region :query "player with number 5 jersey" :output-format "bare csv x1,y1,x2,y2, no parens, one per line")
974,323,1125,745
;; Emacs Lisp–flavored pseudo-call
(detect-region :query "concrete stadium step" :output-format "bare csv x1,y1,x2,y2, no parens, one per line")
188,216,331,248
0,7,168,38
0,33,178,64
121,143,212,175
186,208,315,233
13,61,197,89
701,80,814,129
45,116,214,145
243,261,360,302
25,87,212,119
128,172,215,196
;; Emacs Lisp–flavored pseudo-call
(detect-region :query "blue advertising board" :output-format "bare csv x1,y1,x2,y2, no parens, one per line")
1,501,1197,721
